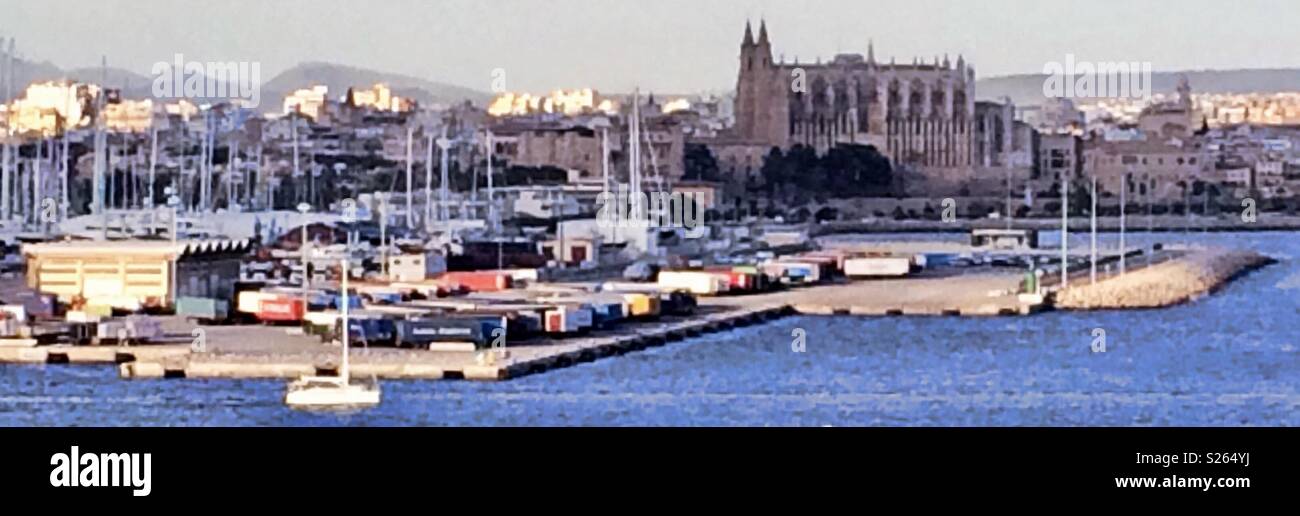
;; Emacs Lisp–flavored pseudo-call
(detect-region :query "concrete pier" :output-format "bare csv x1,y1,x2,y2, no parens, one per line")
114,305,791,382
701,270,1037,317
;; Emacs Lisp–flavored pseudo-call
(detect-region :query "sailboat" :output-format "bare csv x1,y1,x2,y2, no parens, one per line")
285,258,381,409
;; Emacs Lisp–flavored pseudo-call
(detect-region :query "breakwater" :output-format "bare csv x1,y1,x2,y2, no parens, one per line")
1054,248,1275,309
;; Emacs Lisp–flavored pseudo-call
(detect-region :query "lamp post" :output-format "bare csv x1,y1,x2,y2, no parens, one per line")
1060,177,1069,288
166,188,180,310
1090,173,1097,285
1120,168,1128,275
297,202,312,311
378,192,389,280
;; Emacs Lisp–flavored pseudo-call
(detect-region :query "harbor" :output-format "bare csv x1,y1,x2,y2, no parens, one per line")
0,229,1273,383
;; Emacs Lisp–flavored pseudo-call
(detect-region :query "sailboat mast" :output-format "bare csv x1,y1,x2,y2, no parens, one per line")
2,37,12,223
439,126,449,223
61,129,68,221
601,127,609,194
199,114,208,211
340,258,350,382
424,130,433,225
229,137,239,210
403,124,413,228
641,110,663,193
292,114,300,209
32,134,41,228
486,130,496,231
148,124,157,208
95,56,107,238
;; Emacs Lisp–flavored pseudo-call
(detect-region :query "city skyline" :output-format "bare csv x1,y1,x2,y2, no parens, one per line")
2,0,1299,95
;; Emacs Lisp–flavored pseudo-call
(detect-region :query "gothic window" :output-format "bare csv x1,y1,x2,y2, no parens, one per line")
812,77,829,111
931,87,946,120
887,80,902,119
833,80,849,116
952,90,968,129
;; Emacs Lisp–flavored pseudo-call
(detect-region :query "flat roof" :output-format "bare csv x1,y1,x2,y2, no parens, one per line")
23,239,252,258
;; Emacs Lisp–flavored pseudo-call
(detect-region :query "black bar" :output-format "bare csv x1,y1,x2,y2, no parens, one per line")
1,427,1287,502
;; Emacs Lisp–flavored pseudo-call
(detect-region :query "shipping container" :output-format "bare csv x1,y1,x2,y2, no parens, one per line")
394,315,506,349
176,297,230,323
68,321,96,345
334,317,397,347
237,291,275,314
353,284,408,304
303,310,340,336
763,261,820,284
0,317,21,338
498,268,540,284
617,292,661,319
567,295,627,328
452,304,544,337
703,268,749,292
257,296,306,323
789,255,838,279
93,316,161,344
844,256,913,278
658,289,698,316
0,305,27,323
440,271,513,292
548,303,594,334
5,292,60,321
656,271,729,296
730,267,776,292
333,294,365,311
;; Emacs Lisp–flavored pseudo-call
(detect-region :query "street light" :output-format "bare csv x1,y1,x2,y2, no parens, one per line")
165,188,181,310
297,202,312,312
377,192,389,280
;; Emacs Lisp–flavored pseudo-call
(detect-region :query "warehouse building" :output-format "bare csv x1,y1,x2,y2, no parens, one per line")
22,239,251,311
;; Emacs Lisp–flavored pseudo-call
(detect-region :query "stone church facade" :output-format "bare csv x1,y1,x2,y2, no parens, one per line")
736,21,987,167
716,21,1023,195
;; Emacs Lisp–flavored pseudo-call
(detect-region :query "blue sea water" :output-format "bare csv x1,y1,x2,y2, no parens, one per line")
2,232,1298,426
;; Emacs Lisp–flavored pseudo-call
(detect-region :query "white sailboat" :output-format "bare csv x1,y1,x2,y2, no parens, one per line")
285,258,381,409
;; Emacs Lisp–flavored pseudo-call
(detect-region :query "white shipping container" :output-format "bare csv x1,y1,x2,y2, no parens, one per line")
845,257,913,278
124,316,163,341
237,291,276,314
656,271,726,296
0,305,28,323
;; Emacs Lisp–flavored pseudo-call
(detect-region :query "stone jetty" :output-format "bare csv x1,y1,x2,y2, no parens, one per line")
1054,248,1274,310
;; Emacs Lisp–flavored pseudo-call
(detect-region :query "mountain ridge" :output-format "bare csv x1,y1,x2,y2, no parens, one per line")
1,58,492,111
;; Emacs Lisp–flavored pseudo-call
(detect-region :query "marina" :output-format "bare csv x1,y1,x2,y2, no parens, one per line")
0,231,1271,384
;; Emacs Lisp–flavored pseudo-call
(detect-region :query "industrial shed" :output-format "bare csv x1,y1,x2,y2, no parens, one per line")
22,239,252,311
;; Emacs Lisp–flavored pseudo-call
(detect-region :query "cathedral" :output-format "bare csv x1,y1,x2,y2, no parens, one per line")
730,21,1001,175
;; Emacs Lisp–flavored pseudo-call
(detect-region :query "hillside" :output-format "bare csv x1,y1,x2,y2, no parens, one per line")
977,68,1300,106
1,58,491,111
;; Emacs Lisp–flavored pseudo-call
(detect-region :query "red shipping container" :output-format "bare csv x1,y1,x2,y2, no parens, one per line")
441,272,513,292
545,311,563,333
258,297,306,322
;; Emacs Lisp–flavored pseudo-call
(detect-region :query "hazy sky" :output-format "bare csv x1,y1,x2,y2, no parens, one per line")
2,0,1297,94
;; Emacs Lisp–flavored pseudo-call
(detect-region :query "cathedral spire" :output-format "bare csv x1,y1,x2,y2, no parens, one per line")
758,19,769,46
867,39,875,64
743,20,754,47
